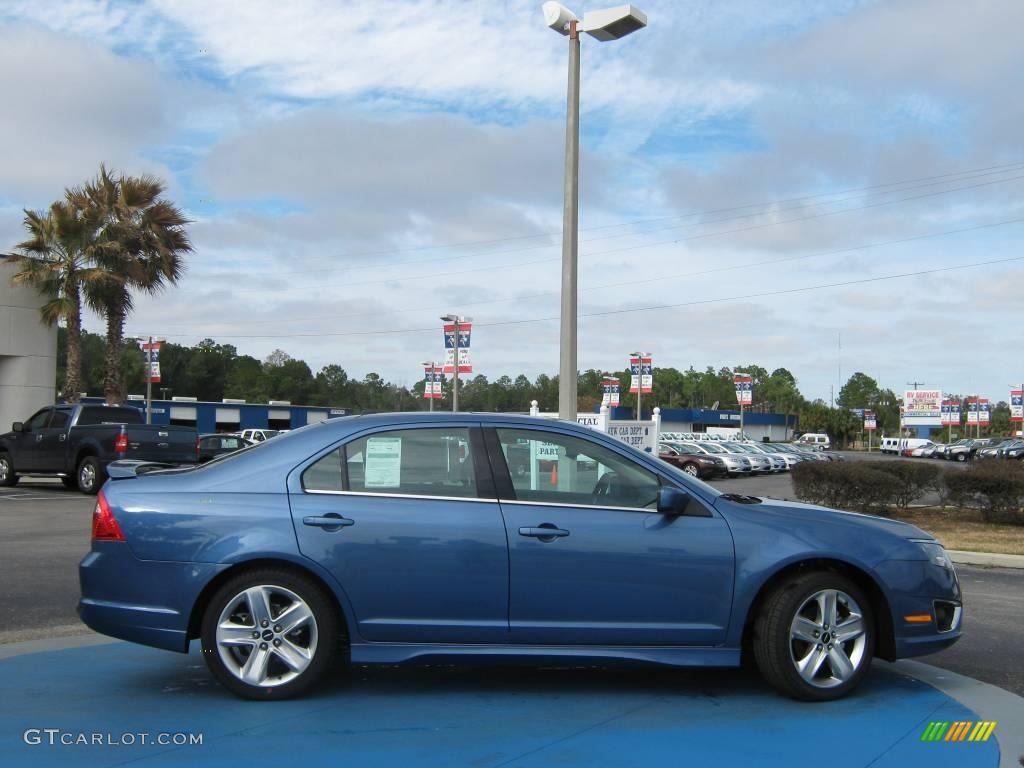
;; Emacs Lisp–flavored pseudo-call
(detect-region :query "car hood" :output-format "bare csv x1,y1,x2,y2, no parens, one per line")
716,494,934,541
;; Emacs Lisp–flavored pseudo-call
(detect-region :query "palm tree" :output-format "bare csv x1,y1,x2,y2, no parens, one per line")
9,198,104,402
76,166,192,404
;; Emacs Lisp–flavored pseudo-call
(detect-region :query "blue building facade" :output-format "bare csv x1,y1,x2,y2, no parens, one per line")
608,406,798,441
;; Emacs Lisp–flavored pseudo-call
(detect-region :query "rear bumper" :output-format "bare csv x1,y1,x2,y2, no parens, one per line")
78,543,225,653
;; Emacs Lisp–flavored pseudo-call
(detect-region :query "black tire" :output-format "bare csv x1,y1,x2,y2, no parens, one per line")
753,570,875,701
200,568,344,700
681,463,700,478
0,452,18,487
76,456,105,495
956,453,967,463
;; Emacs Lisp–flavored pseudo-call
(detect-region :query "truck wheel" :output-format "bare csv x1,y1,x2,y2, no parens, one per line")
0,453,18,487
77,456,105,495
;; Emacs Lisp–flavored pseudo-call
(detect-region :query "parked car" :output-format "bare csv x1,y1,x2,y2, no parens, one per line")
794,433,831,450
721,442,775,474
742,442,796,470
680,441,752,476
238,428,283,443
942,439,979,462
198,434,254,463
79,413,961,703
976,438,1016,459
0,404,197,494
909,442,938,458
658,443,726,478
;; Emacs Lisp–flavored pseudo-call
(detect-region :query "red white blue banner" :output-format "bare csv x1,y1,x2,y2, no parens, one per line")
1011,390,1023,423
966,398,990,426
423,366,443,399
442,323,472,375
734,374,753,406
628,357,652,394
864,411,877,431
143,342,161,384
941,400,960,426
601,377,620,407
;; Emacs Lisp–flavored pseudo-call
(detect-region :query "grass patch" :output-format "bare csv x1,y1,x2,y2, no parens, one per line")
890,507,1024,555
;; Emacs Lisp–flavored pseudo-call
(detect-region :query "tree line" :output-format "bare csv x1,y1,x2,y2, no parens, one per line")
58,331,1016,441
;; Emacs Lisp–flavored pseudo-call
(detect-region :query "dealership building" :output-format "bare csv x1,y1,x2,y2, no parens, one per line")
608,406,797,442
0,257,57,432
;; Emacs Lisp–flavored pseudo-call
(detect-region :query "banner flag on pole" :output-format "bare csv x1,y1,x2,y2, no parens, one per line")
601,377,621,407
864,411,877,431
442,323,472,375
628,356,652,394
423,366,443,399
966,398,979,425
734,374,753,406
1011,390,1023,423
979,398,990,427
942,399,961,426
143,342,162,384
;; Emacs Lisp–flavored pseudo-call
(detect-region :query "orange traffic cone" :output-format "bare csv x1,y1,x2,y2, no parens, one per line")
550,464,558,486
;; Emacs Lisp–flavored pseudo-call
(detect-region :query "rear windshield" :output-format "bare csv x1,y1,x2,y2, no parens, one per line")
76,406,144,425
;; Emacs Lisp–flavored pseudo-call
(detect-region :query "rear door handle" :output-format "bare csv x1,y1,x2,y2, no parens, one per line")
519,524,569,541
303,514,355,531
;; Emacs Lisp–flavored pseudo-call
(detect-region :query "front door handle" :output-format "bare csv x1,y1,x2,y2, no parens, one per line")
519,524,569,542
303,514,355,531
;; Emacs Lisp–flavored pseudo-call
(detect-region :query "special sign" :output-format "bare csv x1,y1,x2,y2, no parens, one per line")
902,390,942,426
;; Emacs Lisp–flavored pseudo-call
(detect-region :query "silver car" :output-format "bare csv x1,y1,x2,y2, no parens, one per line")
722,442,775,474
680,441,752,476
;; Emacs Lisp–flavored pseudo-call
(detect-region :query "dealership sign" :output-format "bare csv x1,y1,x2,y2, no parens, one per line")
902,389,942,427
1012,390,1023,423
422,365,443,399
734,374,753,407
864,411,877,431
941,400,960,427
605,421,657,453
966,398,990,427
143,342,161,384
629,356,652,394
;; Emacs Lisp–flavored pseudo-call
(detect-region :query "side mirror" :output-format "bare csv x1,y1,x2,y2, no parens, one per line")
657,487,691,516
12,422,24,432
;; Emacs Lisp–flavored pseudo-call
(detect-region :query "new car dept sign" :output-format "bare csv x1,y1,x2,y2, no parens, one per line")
902,389,942,427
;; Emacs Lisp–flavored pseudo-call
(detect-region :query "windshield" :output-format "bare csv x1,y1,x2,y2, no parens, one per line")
694,442,726,454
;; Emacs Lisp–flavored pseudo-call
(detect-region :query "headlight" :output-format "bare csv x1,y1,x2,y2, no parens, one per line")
910,539,951,569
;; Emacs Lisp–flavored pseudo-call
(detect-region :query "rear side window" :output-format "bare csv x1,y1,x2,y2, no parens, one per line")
77,407,144,425
302,428,477,498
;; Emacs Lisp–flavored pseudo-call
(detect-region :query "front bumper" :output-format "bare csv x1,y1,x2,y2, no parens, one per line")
874,558,963,659
79,542,226,653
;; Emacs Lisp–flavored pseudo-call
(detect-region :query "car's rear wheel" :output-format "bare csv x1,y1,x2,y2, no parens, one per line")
0,453,18,487
753,571,874,701
681,463,700,477
76,456,104,494
956,453,967,462
201,568,344,700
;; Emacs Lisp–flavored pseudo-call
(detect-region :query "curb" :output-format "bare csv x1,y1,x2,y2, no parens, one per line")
889,659,1024,768
949,550,1024,569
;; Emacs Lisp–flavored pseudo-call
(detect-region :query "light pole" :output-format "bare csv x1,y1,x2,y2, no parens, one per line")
543,2,647,420
440,314,471,412
421,361,438,412
127,334,164,424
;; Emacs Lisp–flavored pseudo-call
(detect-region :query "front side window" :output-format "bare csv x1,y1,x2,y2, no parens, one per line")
27,409,51,430
303,427,477,498
494,428,660,510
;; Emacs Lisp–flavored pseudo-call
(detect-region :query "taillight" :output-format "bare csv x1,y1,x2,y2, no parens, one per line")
114,432,128,453
91,490,125,542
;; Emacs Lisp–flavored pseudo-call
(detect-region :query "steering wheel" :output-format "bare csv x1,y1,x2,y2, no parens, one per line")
592,471,620,504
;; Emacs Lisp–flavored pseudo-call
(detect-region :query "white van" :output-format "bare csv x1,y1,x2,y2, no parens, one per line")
795,433,831,450
881,437,933,455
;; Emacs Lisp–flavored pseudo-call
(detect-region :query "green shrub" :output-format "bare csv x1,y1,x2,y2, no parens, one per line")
944,459,1024,524
861,461,943,509
791,461,902,514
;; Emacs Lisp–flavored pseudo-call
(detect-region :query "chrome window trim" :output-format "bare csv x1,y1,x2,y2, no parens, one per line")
304,488,498,504
496,498,657,514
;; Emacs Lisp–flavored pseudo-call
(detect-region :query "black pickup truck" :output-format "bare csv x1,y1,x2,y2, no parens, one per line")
0,404,198,494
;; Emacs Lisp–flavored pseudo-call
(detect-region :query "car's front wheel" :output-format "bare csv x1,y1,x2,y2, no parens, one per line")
753,571,874,701
200,568,344,700
681,463,700,477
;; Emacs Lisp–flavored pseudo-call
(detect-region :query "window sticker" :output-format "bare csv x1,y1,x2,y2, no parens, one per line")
364,437,403,488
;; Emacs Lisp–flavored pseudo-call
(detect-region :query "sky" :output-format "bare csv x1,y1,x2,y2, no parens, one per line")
1,0,1022,403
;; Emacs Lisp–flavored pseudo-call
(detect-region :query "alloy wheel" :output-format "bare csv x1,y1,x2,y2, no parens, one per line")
788,589,867,689
215,584,319,687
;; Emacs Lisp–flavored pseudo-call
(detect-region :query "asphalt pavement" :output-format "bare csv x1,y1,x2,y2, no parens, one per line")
1,471,1021,696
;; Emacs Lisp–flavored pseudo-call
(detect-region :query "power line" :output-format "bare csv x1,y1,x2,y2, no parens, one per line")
190,171,1024,297
189,161,1024,280
138,251,1024,340
154,214,1024,331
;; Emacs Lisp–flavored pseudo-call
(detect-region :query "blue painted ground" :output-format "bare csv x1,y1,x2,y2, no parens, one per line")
0,642,998,767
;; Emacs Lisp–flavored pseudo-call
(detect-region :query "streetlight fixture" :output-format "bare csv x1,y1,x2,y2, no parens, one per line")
440,314,471,412
543,2,648,420
421,360,439,412
126,334,165,424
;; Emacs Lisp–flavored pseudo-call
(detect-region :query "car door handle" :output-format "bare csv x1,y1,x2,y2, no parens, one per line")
302,514,355,530
519,525,569,540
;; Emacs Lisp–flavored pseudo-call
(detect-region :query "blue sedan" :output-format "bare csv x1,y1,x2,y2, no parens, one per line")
79,413,962,701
